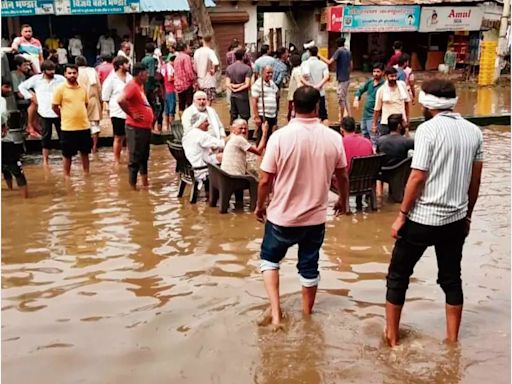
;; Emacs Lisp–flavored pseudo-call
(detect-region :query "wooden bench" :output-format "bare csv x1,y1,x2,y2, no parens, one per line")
207,163,258,214
378,157,412,203
167,141,203,204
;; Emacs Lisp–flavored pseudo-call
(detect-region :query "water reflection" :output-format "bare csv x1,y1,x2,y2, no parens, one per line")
1,125,510,383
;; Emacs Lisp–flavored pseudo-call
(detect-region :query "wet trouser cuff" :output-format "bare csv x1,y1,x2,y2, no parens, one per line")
260,260,280,272
300,274,320,287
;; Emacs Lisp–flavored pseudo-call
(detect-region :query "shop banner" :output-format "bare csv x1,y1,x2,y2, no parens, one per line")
419,7,484,32
342,6,420,32
326,6,343,32
54,0,140,15
1,0,54,16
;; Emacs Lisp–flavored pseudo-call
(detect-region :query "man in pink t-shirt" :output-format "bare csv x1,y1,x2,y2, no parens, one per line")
96,55,114,85
255,86,349,328
341,116,374,210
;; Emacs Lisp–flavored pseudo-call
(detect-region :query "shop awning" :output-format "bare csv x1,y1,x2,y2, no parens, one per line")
139,0,215,12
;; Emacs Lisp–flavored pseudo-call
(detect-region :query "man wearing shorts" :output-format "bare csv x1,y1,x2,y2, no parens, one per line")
255,86,349,327
118,63,154,190
321,37,352,120
102,56,132,165
193,35,219,106
19,60,65,167
161,53,177,131
52,64,91,178
385,79,483,347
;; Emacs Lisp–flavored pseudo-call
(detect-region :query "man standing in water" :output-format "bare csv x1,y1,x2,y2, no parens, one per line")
255,86,349,328
385,79,483,347
52,64,91,178
118,63,154,190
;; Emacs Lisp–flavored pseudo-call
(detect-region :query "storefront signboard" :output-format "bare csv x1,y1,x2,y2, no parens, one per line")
1,0,54,16
419,7,484,32
341,6,420,32
326,6,343,32
54,0,140,15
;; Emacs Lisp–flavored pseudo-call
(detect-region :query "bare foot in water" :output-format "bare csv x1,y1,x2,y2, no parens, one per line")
384,328,399,348
257,307,285,331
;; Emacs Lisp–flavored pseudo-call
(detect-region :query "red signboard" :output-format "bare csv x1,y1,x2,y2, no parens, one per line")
327,6,343,32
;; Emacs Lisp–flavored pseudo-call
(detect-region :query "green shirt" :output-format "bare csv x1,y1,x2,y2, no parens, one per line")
355,78,384,120
141,54,157,94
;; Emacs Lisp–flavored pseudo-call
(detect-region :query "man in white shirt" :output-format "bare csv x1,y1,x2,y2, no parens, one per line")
102,56,132,165
300,46,330,123
97,32,115,58
68,35,83,63
117,41,133,69
18,60,65,166
251,65,279,145
182,113,226,184
181,91,226,140
193,35,219,106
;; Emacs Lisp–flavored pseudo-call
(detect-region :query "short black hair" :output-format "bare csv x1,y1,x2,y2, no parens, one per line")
308,46,318,57
421,78,457,99
20,24,31,31
132,63,148,77
64,64,78,72
393,40,403,50
341,117,356,133
113,55,129,70
75,55,87,66
102,54,113,63
41,60,56,71
234,48,245,61
336,37,346,47
384,66,398,76
13,55,28,68
290,54,301,68
145,42,155,53
387,114,403,132
260,44,270,56
276,47,287,59
373,62,384,71
293,85,320,114
398,53,410,66
176,42,188,52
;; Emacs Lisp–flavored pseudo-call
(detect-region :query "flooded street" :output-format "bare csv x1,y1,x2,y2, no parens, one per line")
2,119,509,383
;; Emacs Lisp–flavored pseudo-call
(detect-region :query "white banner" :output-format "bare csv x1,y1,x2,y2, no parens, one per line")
419,7,483,32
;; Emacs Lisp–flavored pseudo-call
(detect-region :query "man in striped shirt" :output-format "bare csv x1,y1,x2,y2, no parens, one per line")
251,66,279,146
385,79,483,347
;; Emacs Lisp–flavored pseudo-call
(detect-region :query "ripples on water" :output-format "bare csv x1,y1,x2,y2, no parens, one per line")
2,126,510,384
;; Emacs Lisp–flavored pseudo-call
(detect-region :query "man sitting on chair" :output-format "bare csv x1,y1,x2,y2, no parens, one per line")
182,113,227,186
221,118,269,177
181,91,226,140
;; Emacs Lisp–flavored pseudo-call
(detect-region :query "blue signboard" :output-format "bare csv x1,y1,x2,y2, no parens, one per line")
54,0,139,15
342,6,420,32
1,0,54,16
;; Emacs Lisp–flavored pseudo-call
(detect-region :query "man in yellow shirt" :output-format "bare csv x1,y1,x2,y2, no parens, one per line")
52,64,91,178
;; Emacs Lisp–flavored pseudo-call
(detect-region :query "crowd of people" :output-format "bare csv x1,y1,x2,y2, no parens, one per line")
0,23,486,350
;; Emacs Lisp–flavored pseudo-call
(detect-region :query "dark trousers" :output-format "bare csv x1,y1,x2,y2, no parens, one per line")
230,95,250,123
178,86,194,113
40,116,61,149
256,116,277,146
2,142,26,187
126,125,151,186
319,96,328,121
386,218,467,306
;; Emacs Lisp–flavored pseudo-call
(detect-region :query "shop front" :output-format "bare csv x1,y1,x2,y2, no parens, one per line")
418,6,484,70
340,5,421,71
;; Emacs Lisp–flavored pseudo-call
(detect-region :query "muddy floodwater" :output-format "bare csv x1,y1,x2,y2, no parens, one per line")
2,81,511,383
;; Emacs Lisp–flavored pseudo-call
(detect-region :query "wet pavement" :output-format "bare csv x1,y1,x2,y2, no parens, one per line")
2,120,510,382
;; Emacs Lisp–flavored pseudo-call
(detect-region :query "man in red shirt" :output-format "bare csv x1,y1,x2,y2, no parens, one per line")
341,117,374,210
118,63,154,190
387,41,403,68
161,53,176,131
173,42,196,114
96,55,114,85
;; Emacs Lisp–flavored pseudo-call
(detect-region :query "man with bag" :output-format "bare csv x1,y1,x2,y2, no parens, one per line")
251,65,279,146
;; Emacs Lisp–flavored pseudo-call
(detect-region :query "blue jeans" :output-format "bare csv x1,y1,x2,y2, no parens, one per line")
260,221,325,287
165,92,176,116
361,118,380,146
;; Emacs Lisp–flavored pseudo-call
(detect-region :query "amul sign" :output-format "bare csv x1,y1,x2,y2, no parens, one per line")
419,6,484,32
